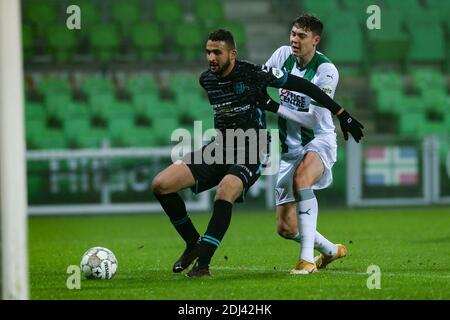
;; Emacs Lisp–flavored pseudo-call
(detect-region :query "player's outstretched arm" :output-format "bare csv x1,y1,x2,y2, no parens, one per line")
266,74,365,142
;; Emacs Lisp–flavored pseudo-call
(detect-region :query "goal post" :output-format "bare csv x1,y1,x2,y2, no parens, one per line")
0,0,29,300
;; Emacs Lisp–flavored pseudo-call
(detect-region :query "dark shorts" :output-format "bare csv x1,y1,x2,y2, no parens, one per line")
183,143,268,203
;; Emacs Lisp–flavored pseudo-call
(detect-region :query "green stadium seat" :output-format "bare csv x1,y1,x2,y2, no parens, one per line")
302,0,340,20
46,24,78,63
126,74,159,97
193,0,225,28
121,127,159,147
421,90,449,113
375,89,404,114
370,72,404,93
81,75,115,98
25,102,46,122
412,69,446,94
69,0,101,33
407,25,446,64
22,24,34,61
44,94,73,121
130,23,163,61
132,93,174,120
325,16,364,65
26,119,47,149
366,11,410,64
88,24,120,62
214,21,246,52
34,129,68,150
64,118,91,145
153,0,183,32
169,73,200,97
175,23,204,61
111,0,141,36
89,94,127,121
75,128,110,149
399,113,426,137
24,0,57,36
108,118,135,146
153,117,181,144
38,77,72,98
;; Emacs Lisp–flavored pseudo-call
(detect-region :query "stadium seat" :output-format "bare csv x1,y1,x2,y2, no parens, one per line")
75,128,110,149
169,73,201,97
325,15,364,65
126,74,159,97
38,77,72,98
375,89,405,114
108,117,136,146
64,118,91,146
399,113,426,137
111,0,141,36
130,23,163,61
25,102,46,122
46,24,78,63
69,0,101,33
80,75,115,98
26,119,47,149
369,72,404,93
153,0,183,32
366,11,410,64
88,24,120,62
175,23,204,61
421,90,449,113
22,24,34,62
214,21,246,53
44,94,73,121
302,0,340,20
412,69,446,94
153,117,181,144
34,129,68,150
121,127,159,147
193,0,225,28
131,93,175,120
407,25,446,64
24,0,57,36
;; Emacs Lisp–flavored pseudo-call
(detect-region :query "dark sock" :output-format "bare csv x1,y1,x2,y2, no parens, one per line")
198,199,233,267
154,192,200,245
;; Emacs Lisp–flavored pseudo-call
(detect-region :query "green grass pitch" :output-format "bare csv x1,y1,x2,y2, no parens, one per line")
29,207,450,300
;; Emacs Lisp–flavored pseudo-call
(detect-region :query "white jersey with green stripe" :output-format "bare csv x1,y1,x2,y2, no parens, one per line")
265,46,338,156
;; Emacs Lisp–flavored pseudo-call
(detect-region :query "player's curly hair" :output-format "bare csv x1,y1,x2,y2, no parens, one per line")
208,29,236,50
292,14,323,36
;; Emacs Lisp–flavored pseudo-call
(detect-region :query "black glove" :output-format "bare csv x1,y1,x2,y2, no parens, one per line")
259,90,280,113
337,110,364,143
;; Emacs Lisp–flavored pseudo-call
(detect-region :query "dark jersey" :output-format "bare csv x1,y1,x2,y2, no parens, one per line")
199,60,288,132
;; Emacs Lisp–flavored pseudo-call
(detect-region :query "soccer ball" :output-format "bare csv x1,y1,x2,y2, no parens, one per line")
80,247,118,280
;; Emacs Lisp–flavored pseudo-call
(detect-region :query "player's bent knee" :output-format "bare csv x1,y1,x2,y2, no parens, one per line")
151,175,171,195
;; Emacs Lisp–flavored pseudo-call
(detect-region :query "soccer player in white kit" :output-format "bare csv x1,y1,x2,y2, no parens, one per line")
263,14,353,274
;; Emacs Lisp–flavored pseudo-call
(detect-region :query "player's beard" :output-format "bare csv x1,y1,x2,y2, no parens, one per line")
211,58,231,76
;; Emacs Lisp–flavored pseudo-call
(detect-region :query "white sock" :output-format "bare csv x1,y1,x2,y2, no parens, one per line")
315,231,338,257
292,231,338,258
296,189,318,263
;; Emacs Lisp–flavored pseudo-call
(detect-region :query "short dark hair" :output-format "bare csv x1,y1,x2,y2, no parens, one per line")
291,14,323,36
208,29,236,49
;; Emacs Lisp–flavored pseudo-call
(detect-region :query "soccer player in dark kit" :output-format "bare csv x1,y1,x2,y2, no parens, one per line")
152,29,363,277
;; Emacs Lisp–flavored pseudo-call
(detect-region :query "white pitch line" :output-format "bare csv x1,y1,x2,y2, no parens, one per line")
146,265,450,279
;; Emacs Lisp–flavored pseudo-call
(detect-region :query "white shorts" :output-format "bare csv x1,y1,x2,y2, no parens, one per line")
275,137,337,206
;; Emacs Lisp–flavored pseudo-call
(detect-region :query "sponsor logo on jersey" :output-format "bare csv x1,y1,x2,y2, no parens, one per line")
234,82,245,94
280,89,308,110
321,85,333,96
272,68,285,79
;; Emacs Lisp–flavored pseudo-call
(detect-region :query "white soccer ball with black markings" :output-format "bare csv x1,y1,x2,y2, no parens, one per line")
80,247,118,280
